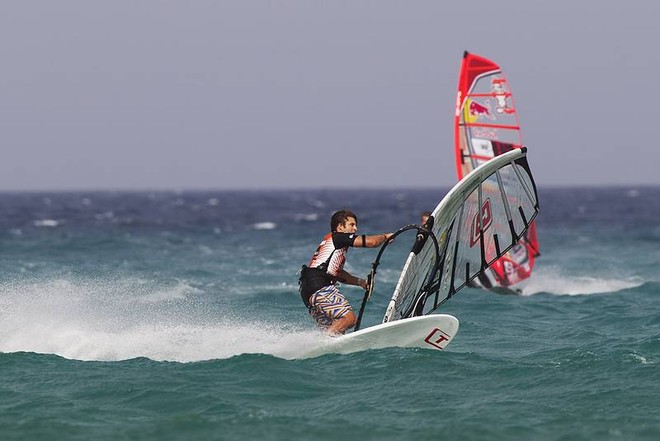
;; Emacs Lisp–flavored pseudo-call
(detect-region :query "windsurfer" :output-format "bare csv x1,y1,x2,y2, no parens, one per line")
299,210,393,335
420,211,432,226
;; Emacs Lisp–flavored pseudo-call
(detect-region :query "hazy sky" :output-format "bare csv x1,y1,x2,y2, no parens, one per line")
1,1,657,191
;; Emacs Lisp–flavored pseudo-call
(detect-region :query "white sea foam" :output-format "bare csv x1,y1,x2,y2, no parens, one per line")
252,222,277,230
0,277,322,362
136,280,202,303
1,319,323,362
33,219,60,227
294,213,318,222
1,318,325,362
95,211,115,220
519,266,643,296
630,353,651,364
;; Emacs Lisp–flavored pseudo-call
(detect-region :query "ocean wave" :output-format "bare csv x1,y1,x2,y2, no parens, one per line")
252,222,277,230
0,317,323,363
519,267,644,296
136,280,203,303
33,219,60,227
0,276,324,362
293,213,319,222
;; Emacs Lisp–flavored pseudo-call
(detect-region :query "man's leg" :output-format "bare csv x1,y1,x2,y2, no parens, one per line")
309,285,355,334
328,310,356,335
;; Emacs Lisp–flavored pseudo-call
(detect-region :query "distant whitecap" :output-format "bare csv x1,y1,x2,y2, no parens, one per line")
34,219,59,227
521,268,643,296
95,211,115,220
294,213,318,222
252,222,277,230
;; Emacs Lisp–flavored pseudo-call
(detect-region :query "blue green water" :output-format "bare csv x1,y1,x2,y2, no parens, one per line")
1,188,658,440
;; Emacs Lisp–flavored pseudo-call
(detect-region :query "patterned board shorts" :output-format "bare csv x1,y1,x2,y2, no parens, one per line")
308,285,353,329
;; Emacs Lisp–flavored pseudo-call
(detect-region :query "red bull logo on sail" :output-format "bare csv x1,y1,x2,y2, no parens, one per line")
469,100,495,120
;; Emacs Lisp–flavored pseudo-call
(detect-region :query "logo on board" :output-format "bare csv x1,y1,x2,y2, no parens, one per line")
424,328,451,350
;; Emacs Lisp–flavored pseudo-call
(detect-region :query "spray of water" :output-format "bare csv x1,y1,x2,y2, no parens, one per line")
519,266,643,296
0,277,325,362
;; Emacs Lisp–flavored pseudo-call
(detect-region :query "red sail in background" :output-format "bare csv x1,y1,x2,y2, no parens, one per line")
454,51,540,289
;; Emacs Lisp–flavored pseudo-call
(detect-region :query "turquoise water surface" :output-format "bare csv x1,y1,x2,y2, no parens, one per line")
1,188,658,440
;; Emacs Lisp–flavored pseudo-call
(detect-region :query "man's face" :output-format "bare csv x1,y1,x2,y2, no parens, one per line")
336,216,358,234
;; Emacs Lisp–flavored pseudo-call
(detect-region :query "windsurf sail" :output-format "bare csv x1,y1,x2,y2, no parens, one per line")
454,51,540,289
359,147,539,328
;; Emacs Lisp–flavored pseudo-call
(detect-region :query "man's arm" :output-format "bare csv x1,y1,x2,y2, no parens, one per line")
352,233,393,248
337,269,368,289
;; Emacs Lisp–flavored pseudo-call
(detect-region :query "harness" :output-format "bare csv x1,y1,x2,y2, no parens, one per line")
298,249,336,308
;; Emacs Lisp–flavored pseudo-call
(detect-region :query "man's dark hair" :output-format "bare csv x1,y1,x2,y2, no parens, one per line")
331,210,358,232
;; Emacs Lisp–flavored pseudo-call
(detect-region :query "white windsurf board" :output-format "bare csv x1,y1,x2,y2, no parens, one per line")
298,314,459,359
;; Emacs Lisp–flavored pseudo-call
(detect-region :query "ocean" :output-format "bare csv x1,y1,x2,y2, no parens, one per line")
0,187,658,441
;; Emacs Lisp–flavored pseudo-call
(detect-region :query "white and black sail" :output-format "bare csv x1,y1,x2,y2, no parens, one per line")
381,147,539,323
